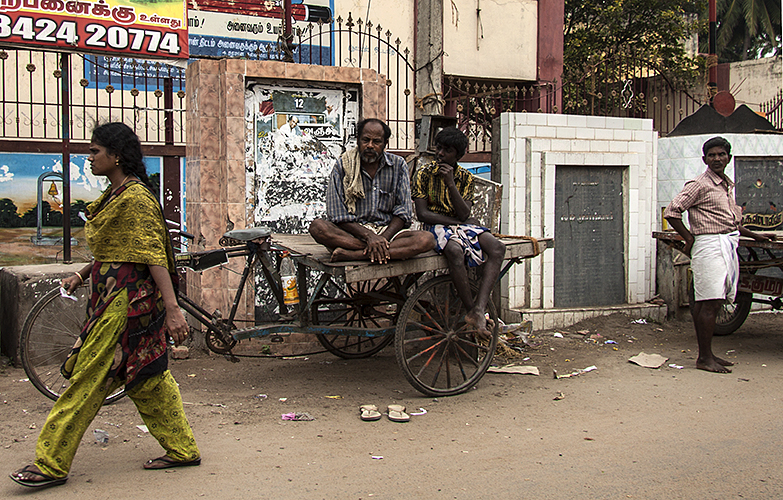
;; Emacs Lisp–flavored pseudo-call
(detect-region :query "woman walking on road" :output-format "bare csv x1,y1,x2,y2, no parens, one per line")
10,122,200,489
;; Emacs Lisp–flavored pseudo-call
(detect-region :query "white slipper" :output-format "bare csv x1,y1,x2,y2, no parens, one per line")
387,404,410,422
360,404,382,421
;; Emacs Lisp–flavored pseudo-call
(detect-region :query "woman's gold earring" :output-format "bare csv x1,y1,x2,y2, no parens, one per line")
115,158,120,166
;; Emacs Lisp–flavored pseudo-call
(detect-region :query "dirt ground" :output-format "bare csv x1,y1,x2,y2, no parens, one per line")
1,310,782,499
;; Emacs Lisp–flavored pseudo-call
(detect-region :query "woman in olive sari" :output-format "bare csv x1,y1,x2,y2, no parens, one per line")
10,122,200,488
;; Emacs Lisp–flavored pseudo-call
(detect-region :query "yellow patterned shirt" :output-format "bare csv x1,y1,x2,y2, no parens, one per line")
411,160,475,217
85,181,174,271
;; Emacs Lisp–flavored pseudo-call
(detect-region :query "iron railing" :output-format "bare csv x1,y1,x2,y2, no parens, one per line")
0,48,186,145
760,90,783,130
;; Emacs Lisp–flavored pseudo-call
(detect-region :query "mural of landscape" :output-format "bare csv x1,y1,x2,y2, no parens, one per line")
0,153,161,266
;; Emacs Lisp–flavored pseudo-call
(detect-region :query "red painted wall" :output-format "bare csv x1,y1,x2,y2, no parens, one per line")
537,0,564,111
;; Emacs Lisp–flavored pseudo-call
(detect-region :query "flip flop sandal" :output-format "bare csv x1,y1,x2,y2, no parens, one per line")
9,465,68,488
144,455,202,470
360,404,382,421
387,404,410,422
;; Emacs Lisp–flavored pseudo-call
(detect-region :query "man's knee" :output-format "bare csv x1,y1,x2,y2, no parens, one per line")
483,234,505,259
309,219,329,240
443,240,462,259
414,231,436,251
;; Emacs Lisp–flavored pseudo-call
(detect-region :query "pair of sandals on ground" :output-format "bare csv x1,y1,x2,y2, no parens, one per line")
360,404,410,422
10,455,201,489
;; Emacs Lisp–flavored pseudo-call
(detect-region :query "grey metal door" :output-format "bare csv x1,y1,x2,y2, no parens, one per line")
554,166,625,307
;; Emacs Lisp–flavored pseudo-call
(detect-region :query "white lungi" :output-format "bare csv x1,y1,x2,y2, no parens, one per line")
691,231,740,302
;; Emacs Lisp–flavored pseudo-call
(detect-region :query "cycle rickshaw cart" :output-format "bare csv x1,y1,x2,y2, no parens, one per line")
653,230,783,335
20,228,550,401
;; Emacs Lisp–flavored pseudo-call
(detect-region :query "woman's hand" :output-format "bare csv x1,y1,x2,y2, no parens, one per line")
61,274,82,295
166,307,189,346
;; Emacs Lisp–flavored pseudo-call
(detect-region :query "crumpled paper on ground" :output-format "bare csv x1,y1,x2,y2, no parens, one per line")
553,365,597,379
487,364,540,376
281,412,314,421
628,352,668,369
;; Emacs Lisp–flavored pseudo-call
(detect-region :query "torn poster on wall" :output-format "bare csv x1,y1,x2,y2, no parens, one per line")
245,83,358,234
244,82,359,319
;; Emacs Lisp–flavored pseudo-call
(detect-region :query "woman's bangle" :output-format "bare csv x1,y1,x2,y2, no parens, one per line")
74,271,84,284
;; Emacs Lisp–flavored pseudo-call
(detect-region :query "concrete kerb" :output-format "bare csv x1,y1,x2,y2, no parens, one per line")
0,263,87,365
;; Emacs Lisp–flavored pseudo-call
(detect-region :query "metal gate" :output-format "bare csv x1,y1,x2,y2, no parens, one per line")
256,12,416,153
554,166,625,307
0,47,187,227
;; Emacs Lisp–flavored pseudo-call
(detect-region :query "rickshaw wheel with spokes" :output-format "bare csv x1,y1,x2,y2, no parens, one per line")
19,286,126,404
714,292,753,335
312,277,404,358
394,275,498,396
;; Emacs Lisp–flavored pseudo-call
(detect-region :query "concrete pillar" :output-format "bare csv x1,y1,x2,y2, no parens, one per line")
415,0,444,119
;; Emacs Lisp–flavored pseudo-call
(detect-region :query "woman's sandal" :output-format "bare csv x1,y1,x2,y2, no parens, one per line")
143,455,202,470
387,405,410,422
360,404,382,421
9,465,68,488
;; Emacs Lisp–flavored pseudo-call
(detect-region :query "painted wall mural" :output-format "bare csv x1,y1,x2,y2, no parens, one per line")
0,152,161,228
0,151,164,265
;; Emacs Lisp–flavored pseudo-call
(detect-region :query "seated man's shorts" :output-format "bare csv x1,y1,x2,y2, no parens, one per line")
426,223,489,267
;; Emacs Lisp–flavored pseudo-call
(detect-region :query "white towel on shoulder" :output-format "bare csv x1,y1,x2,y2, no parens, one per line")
341,148,364,214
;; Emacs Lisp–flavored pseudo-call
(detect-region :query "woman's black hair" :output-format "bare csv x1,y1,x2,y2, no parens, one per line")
434,127,469,159
356,118,392,143
91,122,153,188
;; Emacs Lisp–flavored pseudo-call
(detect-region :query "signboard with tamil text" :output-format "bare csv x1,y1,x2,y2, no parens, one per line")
187,1,331,60
0,0,188,59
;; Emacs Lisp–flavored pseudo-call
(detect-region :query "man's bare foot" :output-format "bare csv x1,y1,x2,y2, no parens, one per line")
465,309,491,339
714,356,734,366
330,248,364,262
696,357,732,373
330,248,348,262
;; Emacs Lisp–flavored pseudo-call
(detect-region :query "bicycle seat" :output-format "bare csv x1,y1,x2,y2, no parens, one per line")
222,227,272,241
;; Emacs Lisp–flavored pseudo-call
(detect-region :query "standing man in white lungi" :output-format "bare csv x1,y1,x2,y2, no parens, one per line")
665,136,775,373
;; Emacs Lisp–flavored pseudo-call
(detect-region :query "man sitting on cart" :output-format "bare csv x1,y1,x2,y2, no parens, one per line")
411,127,505,338
664,136,775,373
309,118,435,263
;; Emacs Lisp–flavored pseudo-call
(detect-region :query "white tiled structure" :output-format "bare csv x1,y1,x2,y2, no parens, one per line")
658,133,783,229
498,112,663,329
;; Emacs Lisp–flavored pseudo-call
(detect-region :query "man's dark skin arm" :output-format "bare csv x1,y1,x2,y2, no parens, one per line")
414,162,479,226
666,217,776,257
665,217,695,256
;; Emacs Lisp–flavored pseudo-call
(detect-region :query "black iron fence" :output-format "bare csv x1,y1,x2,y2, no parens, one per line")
760,90,783,130
0,48,186,145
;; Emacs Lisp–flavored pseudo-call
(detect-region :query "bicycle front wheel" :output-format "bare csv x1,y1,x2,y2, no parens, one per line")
19,286,126,404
